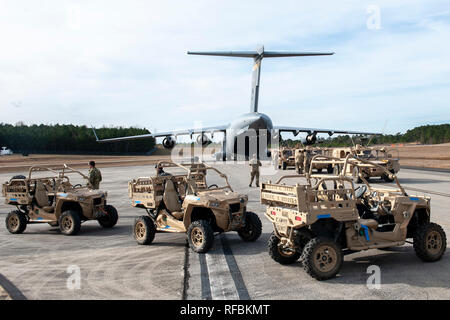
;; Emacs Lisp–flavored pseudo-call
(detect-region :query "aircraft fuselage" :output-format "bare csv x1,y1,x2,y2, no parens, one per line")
222,112,274,160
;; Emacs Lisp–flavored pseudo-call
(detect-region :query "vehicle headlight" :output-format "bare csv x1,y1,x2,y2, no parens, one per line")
210,202,220,207
77,197,85,201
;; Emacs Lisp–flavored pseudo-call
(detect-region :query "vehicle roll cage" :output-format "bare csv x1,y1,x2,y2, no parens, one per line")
27,164,88,181
308,154,407,196
155,161,233,192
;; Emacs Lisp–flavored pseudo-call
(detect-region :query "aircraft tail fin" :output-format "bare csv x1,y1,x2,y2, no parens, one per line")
188,46,334,113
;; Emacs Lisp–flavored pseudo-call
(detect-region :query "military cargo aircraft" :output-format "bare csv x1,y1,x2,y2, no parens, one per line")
93,46,379,160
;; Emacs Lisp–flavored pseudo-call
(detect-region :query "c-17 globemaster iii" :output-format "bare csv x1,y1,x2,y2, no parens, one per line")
92,46,379,160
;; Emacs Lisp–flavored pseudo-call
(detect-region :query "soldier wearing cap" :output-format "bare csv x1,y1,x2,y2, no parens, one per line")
87,161,102,189
249,153,262,187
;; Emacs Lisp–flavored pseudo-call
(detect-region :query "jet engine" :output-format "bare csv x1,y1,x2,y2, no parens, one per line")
162,136,176,149
305,133,317,145
196,133,211,146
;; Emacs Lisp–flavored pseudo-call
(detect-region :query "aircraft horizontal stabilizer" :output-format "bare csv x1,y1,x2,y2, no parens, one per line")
187,51,334,58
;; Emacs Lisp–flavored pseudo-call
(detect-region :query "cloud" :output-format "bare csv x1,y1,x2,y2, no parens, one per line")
0,0,448,136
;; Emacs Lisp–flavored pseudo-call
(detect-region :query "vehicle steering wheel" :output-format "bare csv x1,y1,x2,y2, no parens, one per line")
354,185,367,199
73,184,83,188
208,184,219,189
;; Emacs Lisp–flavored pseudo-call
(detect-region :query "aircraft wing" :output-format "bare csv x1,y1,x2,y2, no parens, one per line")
274,126,381,136
92,125,229,143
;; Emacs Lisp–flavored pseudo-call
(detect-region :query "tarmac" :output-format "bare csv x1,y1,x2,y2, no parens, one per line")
0,163,449,300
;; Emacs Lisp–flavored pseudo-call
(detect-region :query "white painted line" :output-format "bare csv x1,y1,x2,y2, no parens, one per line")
205,245,239,300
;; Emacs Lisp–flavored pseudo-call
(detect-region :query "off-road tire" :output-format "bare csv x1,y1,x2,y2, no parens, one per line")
59,210,81,235
327,164,333,174
301,237,343,280
268,232,301,264
134,215,156,245
352,167,362,183
98,205,119,228
237,211,262,242
413,222,446,262
187,220,214,253
282,162,287,170
6,210,27,234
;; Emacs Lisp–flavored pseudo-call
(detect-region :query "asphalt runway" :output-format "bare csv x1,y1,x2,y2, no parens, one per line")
0,164,449,300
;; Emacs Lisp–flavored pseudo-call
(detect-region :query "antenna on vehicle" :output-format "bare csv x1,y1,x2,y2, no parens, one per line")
350,135,356,148
367,120,388,146
188,46,334,113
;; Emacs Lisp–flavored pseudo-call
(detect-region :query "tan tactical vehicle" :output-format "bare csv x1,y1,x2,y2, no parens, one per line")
295,147,333,174
262,155,446,280
312,145,400,182
278,148,295,170
129,161,262,253
2,165,118,235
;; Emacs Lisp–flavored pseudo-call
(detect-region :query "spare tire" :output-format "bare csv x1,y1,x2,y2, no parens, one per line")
11,175,26,181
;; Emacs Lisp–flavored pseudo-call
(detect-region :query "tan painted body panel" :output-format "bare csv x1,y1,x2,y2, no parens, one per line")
277,148,296,168
307,146,400,178
262,156,431,251
2,166,109,223
129,161,248,234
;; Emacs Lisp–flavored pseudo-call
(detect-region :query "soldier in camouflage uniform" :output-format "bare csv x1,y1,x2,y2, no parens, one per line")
303,147,312,174
295,148,305,174
249,154,262,187
87,161,102,189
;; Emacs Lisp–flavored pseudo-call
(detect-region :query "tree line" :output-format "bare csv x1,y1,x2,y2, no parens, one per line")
281,124,450,147
0,123,155,155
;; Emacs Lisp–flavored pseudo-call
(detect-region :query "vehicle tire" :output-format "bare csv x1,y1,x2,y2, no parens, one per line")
134,215,156,245
237,211,262,242
98,205,119,228
295,228,314,252
5,210,27,234
327,165,333,174
187,220,214,253
413,222,446,262
10,175,26,181
333,165,340,175
352,167,362,183
316,168,322,173
282,162,287,170
59,210,81,235
382,170,395,182
268,232,301,265
300,237,343,280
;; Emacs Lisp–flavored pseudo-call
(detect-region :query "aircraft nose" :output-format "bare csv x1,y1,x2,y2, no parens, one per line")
248,114,272,130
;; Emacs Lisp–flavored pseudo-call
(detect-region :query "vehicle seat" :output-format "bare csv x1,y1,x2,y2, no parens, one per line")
317,183,332,201
42,206,55,213
359,219,378,230
35,181,50,207
163,180,182,217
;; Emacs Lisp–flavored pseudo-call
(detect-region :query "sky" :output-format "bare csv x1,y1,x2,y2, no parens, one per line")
0,0,449,139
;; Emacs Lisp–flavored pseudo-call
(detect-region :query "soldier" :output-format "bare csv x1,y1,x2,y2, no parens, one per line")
295,149,305,174
249,153,262,187
155,164,171,176
87,161,102,189
303,147,311,174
